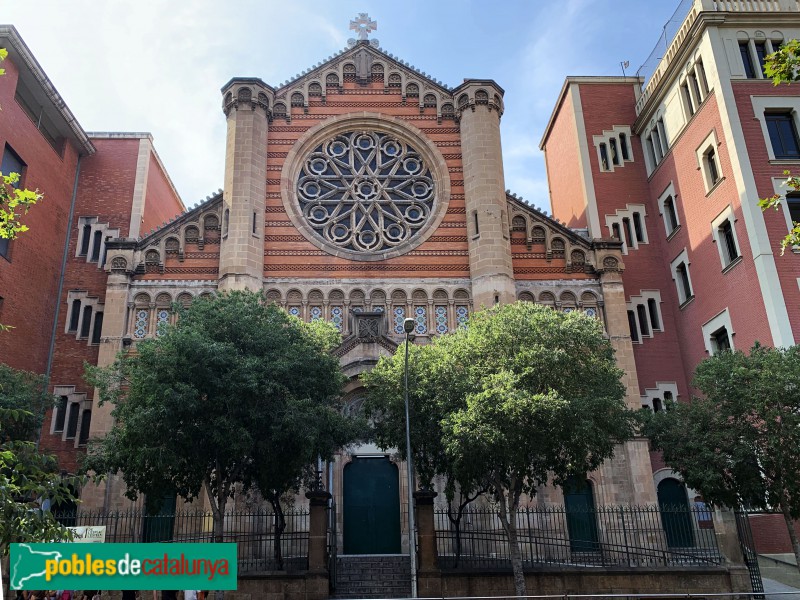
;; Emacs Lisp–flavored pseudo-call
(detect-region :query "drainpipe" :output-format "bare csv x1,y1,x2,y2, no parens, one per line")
38,154,82,450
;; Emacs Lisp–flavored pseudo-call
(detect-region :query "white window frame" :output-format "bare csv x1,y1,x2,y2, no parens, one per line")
711,205,742,270
592,125,634,173
52,388,90,446
658,182,680,237
670,248,694,305
605,203,649,255
752,96,800,162
696,130,723,193
626,290,664,340
641,381,679,412
701,308,735,355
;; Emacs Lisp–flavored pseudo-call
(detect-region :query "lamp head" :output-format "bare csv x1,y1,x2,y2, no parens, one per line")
403,317,415,334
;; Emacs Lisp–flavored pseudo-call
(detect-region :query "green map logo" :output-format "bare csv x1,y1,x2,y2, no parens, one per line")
10,543,237,590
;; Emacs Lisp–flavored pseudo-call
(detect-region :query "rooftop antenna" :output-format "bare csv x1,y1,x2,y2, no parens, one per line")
620,61,630,77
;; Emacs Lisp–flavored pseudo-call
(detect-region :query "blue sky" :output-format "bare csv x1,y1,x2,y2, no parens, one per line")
5,0,682,213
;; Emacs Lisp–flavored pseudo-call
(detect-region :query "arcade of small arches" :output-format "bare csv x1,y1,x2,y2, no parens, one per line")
516,289,603,320
122,284,605,342
263,286,471,336
222,51,506,126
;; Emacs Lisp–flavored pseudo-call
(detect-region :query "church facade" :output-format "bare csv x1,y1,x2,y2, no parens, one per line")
73,34,657,545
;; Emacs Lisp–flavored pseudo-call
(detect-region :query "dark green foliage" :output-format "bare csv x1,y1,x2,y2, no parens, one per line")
643,343,800,570
85,291,360,560
363,302,635,595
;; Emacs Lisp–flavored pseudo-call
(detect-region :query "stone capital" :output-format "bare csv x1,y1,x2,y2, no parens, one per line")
221,77,274,117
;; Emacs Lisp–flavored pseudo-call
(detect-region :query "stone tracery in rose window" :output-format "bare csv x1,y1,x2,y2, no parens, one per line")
296,131,435,254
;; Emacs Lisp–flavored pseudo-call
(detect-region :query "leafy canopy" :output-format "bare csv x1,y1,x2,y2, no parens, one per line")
85,290,358,517
435,302,634,496
0,364,53,441
364,302,635,597
644,343,800,514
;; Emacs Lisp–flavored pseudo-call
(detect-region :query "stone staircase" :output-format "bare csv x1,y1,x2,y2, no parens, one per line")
331,555,412,599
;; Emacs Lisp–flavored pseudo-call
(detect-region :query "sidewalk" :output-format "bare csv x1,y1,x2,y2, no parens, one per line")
764,577,800,600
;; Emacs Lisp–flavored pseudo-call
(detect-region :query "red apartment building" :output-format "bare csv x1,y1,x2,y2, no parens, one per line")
541,0,800,553
0,26,184,471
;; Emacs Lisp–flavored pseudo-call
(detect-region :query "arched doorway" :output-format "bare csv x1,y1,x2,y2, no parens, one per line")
657,478,694,548
343,456,401,554
563,477,599,552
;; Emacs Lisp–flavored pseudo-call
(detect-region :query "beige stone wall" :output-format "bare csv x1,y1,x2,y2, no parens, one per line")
595,249,657,505
219,80,272,291
457,81,516,308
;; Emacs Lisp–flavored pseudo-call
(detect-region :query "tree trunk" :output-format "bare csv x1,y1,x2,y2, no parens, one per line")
448,490,482,568
780,500,800,574
495,484,526,597
447,507,463,568
269,495,286,570
204,475,228,600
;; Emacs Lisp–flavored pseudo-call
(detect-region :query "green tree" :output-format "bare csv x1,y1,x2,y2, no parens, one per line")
760,40,800,252
365,302,636,597
85,291,358,573
643,343,800,572
0,364,52,441
362,342,488,568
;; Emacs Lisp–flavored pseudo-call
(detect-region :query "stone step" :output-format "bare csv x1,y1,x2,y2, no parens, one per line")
332,555,412,599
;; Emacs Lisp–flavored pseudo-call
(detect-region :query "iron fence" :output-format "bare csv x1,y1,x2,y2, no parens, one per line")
55,508,309,573
434,504,722,571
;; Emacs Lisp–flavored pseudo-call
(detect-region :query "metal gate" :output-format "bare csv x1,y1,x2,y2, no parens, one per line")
328,499,337,594
735,511,765,599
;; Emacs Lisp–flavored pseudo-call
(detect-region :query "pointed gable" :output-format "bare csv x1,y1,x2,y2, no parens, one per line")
506,191,614,277
271,42,455,122
109,192,224,280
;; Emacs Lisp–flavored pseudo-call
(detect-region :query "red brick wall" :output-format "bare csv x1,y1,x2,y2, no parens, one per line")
645,92,772,385
748,513,800,554
576,82,691,400
0,54,81,374
141,152,183,234
41,137,144,470
545,89,590,229
732,80,800,342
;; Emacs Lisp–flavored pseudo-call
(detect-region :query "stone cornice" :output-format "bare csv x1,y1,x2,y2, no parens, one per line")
0,25,95,155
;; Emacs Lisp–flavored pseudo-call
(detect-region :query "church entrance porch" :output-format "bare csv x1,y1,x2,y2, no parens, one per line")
342,456,401,554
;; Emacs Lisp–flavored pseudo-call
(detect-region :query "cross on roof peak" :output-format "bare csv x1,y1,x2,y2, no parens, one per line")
349,13,377,41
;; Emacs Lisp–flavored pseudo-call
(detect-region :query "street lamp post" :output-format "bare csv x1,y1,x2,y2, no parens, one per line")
402,317,417,598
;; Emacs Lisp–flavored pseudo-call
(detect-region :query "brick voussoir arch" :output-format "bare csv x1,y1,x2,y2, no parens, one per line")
280,112,452,262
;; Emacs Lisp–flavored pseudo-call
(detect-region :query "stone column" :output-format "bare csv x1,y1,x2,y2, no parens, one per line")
414,490,442,597
594,243,657,506
413,490,438,570
305,489,331,574
80,241,135,510
456,80,516,309
218,78,273,291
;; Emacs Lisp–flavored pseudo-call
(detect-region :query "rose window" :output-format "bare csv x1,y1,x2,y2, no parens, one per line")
296,131,435,253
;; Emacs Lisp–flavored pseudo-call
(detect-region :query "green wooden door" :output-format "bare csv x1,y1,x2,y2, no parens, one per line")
343,457,401,554
142,493,176,542
564,477,599,552
658,478,694,548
